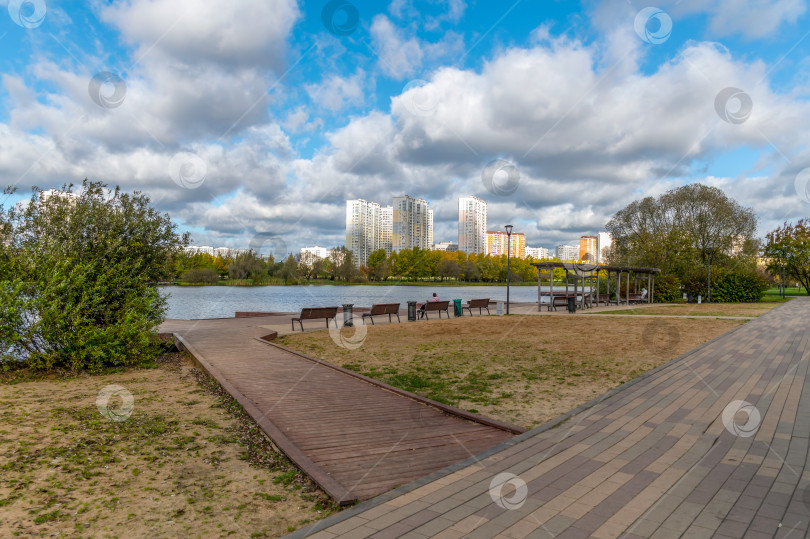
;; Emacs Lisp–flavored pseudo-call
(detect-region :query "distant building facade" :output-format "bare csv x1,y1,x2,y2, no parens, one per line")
526,246,550,259
392,195,432,252
432,242,459,252
556,244,579,260
580,235,598,263
300,246,330,266
597,232,613,263
458,196,488,255
346,199,381,267
487,231,526,258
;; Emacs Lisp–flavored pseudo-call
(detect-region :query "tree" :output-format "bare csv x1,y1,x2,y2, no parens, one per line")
606,183,758,287
437,259,461,281
0,181,187,371
228,251,267,281
278,254,300,283
764,219,810,294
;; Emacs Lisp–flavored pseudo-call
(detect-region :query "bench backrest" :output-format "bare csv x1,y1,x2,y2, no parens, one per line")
300,306,339,319
370,303,400,315
425,300,450,310
468,298,490,308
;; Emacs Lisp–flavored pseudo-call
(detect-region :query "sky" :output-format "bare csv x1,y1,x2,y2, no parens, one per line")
1,0,810,257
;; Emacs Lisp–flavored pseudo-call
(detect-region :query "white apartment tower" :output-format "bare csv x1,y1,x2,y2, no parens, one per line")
346,199,381,266
597,232,613,264
556,244,580,260
392,195,432,252
380,206,393,256
458,196,487,255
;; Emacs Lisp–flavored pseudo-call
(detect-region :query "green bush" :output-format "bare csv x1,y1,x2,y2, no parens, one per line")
653,273,682,302
711,270,769,302
1,181,186,372
181,268,220,284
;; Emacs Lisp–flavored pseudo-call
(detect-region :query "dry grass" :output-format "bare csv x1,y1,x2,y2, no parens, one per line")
278,315,743,429
596,302,781,318
0,354,335,538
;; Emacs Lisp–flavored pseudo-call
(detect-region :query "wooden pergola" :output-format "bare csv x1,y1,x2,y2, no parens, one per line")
530,262,661,311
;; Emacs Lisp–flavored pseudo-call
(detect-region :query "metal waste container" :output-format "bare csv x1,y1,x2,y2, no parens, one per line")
567,297,577,313
407,301,417,321
453,299,462,317
342,304,354,327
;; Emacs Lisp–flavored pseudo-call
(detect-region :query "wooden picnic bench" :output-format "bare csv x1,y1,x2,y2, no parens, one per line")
597,294,616,305
628,293,647,304
291,306,339,331
419,300,451,319
463,298,491,316
362,303,401,325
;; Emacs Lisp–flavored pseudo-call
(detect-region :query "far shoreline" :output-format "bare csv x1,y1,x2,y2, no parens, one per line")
159,281,547,287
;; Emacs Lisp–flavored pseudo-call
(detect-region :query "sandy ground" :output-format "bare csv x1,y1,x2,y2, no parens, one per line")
596,302,781,317
0,354,334,538
278,315,744,429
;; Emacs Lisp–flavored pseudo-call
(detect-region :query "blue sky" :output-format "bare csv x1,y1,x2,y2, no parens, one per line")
1,0,809,254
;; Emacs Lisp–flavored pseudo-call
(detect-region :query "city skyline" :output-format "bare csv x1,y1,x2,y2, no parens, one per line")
2,1,808,257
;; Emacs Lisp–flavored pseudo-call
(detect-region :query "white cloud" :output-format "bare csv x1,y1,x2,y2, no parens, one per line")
370,15,424,79
305,70,366,111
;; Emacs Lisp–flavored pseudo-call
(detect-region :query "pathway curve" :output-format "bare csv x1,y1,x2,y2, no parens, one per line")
292,298,810,538
160,316,522,504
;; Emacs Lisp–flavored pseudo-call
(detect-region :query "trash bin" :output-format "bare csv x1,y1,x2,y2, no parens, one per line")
453,299,462,317
496,301,504,315
407,301,417,321
342,304,354,327
567,297,577,313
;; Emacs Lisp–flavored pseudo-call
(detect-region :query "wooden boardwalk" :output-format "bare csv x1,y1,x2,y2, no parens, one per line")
161,316,522,504
293,298,810,538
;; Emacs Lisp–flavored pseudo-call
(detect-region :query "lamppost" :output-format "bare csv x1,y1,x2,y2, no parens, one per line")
706,246,715,303
505,225,513,314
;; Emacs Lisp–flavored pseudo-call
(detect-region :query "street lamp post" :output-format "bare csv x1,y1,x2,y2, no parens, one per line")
505,225,513,314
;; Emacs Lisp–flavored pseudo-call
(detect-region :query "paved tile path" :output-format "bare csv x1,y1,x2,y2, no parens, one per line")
292,298,810,538
160,316,521,504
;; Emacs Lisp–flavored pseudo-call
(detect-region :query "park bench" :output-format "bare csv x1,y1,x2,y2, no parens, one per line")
628,293,647,304
419,300,451,319
597,294,615,305
550,296,571,311
362,303,401,325
463,298,491,316
291,306,339,331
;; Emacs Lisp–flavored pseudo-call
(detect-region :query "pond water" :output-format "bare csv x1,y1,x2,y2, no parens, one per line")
161,284,568,319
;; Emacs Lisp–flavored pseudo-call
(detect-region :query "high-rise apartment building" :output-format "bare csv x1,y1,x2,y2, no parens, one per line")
556,244,579,260
458,196,488,255
580,235,598,263
300,246,330,266
380,206,393,256
392,195,432,252
597,232,613,263
346,199,381,266
526,246,550,259
487,231,526,258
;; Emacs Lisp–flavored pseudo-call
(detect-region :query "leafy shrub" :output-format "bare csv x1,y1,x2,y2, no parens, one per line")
653,273,682,302
181,268,220,284
711,270,769,302
0,181,186,371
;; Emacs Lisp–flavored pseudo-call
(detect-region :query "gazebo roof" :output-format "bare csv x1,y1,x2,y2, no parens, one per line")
530,262,661,273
